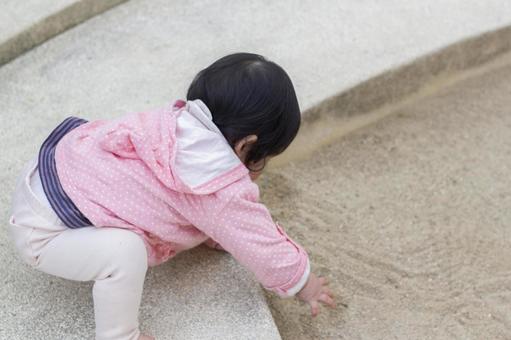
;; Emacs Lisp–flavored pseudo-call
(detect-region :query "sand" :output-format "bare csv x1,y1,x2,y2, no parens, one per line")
259,55,511,339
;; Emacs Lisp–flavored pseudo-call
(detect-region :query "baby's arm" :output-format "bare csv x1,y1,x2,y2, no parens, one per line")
180,178,336,315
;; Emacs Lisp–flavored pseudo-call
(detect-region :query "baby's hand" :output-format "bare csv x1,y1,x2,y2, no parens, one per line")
204,238,226,251
296,272,336,317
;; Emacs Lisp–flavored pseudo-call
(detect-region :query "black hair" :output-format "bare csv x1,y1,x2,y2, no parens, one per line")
186,53,301,172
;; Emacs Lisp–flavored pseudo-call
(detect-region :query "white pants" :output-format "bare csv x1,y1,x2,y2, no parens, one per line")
7,156,148,340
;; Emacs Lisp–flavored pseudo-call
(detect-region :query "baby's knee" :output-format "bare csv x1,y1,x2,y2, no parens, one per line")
108,229,148,276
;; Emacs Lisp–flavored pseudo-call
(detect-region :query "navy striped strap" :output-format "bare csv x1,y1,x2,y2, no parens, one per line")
38,117,92,228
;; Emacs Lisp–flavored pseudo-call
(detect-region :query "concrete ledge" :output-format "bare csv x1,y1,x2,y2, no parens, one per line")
307,25,511,122
1,1,511,339
0,0,128,66
272,25,511,167
1,245,280,339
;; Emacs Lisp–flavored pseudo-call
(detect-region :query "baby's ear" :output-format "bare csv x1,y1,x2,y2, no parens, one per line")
234,135,258,161
245,134,258,145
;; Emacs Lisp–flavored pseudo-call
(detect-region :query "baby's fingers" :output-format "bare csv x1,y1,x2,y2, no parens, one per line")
319,292,336,308
310,300,320,318
323,286,334,298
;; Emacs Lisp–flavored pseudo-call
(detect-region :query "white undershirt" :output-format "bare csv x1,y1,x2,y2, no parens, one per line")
29,166,53,209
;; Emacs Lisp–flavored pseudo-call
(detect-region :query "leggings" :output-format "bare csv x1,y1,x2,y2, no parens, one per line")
7,156,148,340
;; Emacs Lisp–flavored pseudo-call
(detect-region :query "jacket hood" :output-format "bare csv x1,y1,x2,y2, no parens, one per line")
172,99,249,194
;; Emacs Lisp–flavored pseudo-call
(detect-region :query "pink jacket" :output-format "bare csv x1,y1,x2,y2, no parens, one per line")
54,99,310,298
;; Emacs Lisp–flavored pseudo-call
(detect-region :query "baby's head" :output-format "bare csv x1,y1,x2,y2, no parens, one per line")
187,53,301,180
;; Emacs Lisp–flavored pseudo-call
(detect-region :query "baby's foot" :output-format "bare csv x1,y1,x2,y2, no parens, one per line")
138,334,155,340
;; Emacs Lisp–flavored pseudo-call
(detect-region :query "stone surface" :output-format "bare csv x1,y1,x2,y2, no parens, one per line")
1,0,511,339
0,0,127,65
0,245,280,339
1,1,511,118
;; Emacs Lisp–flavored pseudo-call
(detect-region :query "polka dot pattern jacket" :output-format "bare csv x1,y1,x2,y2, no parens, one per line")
54,99,310,298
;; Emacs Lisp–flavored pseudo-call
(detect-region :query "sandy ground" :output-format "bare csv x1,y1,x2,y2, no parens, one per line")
260,56,511,339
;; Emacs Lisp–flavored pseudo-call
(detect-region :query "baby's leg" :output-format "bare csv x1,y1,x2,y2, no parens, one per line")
34,226,148,340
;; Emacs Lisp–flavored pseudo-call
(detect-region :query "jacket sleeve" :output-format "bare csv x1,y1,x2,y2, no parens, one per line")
180,178,310,298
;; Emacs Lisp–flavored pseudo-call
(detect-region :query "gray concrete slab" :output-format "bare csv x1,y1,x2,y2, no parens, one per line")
1,0,511,339
0,0,128,65
1,0,511,117
1,245,280,339
1,0,77,40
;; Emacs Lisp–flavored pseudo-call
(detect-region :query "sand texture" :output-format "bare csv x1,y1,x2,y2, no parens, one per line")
260,56,511,339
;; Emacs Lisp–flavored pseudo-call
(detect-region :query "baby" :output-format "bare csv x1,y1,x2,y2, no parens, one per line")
7,53,336,340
